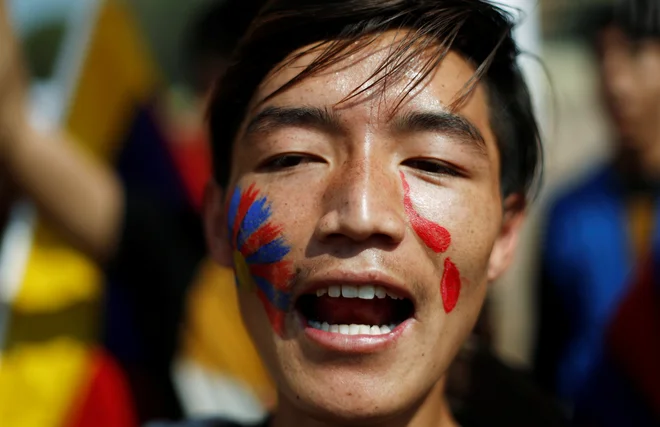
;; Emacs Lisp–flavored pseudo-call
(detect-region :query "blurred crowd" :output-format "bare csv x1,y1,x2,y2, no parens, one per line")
0,0,658,426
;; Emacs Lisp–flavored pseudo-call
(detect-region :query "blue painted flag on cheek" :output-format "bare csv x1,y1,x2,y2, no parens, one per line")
227,184,293,334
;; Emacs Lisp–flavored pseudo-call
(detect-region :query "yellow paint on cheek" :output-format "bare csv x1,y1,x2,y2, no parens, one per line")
233,251,255,292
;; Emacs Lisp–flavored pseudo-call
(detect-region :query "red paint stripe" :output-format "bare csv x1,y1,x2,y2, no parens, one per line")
250,260,293,292
257,290,285,336
441,258,461,313
241,222,284,257
232,184,260,243
400,172,451,253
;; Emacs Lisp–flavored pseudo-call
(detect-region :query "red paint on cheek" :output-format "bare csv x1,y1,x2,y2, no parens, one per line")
441,258,461,313
256,291,286,336
399,173,460,313
400,172,451,253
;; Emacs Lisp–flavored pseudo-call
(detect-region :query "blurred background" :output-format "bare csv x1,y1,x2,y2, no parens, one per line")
1,0,658,426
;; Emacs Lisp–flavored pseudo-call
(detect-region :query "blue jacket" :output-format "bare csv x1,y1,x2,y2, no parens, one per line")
536,165,659,425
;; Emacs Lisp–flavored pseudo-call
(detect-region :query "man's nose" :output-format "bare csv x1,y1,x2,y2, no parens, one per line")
314,157,406,246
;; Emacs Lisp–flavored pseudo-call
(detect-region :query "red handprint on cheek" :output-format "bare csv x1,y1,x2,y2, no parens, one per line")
400,172,461,313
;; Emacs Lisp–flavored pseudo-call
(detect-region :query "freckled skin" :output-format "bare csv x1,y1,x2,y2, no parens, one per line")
206,30,525,427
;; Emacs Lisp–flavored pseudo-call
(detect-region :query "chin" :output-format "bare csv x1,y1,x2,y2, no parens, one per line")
286,382,414,425
276,358,434,424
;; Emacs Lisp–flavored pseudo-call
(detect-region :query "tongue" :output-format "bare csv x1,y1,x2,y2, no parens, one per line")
311,295,398,325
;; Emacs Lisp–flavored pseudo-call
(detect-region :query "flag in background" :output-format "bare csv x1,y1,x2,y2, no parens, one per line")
0,0,169,425
0,0,275,424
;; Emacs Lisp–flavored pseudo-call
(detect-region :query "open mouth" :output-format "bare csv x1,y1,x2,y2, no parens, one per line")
295,285,415,336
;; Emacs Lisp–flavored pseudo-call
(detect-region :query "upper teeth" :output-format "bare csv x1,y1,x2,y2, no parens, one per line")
316,285,402,300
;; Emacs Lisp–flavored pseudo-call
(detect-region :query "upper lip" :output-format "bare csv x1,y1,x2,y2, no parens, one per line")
292,269,416,305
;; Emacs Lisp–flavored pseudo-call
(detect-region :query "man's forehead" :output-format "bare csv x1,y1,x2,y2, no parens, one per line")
254,31,480,112
242,31,495,148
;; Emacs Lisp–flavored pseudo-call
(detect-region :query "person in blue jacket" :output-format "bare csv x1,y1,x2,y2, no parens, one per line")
534,1,660,425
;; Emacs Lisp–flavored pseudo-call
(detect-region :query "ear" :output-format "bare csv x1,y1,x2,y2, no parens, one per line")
203,180,233,267
487,193,527,282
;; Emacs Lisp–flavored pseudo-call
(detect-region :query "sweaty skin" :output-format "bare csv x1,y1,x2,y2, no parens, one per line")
206,30,525,427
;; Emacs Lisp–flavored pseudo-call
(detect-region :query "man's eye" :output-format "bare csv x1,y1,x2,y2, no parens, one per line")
261,154,316,170
403,159,462,177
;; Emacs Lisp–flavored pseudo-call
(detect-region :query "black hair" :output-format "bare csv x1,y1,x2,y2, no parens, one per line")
582,0,660,47
184,0,265,93
617,0,660,39
208,0,543,200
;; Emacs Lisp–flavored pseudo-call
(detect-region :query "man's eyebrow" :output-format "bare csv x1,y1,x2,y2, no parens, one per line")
391,110,487,154
245,106,342,136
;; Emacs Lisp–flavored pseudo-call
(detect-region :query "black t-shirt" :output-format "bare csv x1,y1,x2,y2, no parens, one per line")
146,345,569,427
448,343,568,427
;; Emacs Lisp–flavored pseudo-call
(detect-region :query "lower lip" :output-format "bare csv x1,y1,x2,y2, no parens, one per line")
301,319,413,354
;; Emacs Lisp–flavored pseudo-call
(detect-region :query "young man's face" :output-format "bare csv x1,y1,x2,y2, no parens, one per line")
206,31,524,421
599,25,660,146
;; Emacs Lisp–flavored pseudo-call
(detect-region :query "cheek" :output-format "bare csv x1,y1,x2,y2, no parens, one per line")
445,226,496,282
401,174,461,313
268,200,319,251
236,293,284,378
445,198,501,272
227,183,296,336
436,221,495,314
401,174,499,313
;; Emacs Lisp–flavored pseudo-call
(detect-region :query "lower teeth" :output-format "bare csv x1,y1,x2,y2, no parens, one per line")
307,321,396,335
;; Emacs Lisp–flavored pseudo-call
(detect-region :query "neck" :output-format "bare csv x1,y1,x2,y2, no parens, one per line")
617,134,660,182
271,377,458,427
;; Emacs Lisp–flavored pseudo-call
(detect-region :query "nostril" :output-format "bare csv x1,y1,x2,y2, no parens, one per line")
371,232,401,248
318,233,401,258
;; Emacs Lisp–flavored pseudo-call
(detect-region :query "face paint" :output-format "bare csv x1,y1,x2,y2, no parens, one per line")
400,172,451,252
400,172,461,313
227,184,293,335
440,258,460,313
